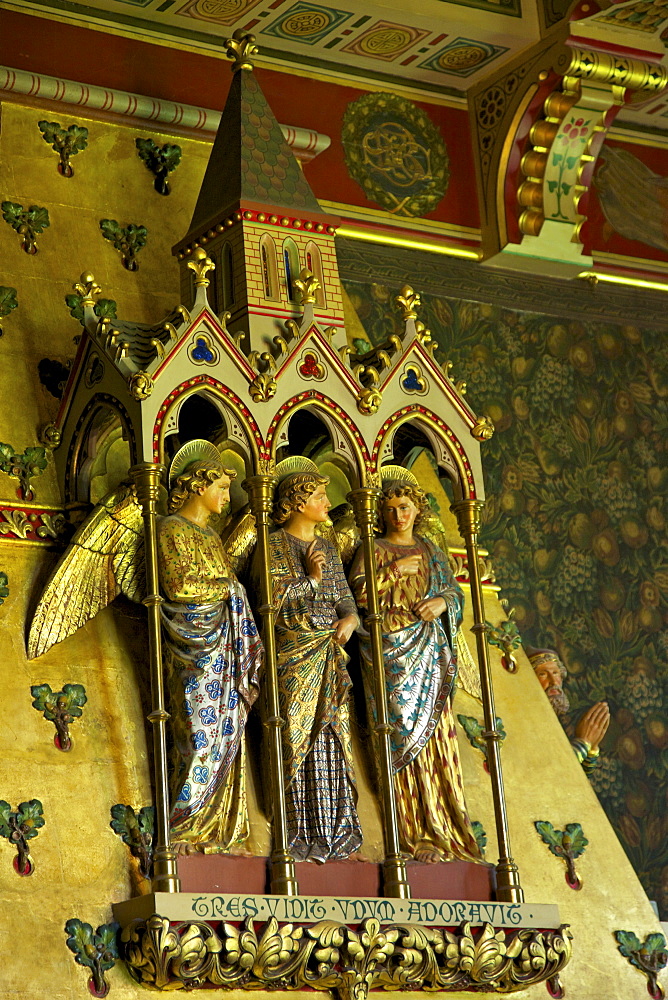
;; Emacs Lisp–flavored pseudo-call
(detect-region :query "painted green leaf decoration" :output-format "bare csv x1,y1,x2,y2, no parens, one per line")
61,683,87,716
457,714,506,755
100,218,121,242
15,800,45,839
100,219,148,269
0,800,13,840
65,919,120,972
65,293,117,327
0,286,18,319
25,206,50,234
31,683,57,718
471,820,487,855
24,447,48,472
1,201,23,226
38,120,89,155
110,804,154,877
562,822,589,859
65,919,97,970
0,571,8,604
535,820,564,857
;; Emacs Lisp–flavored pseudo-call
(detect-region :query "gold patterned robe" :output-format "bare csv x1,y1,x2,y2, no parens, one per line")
158,514,262,853
268,529,363,862
350,536,481,863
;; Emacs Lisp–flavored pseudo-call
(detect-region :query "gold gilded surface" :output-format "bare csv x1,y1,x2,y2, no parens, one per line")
120,913,572,993
0,96,666,1000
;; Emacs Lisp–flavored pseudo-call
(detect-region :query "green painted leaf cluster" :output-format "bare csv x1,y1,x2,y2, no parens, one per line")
457,714,505,754
0,443,47,477
0,286,18,319
64,919,120,971
135,137,182,173
535,820,588,860
64,293,117,326
0,571,8,604
0,799,45,841
38,120,88,155
471,820,487,854
1,202,50,234
615,930,668,971
110,804,154,848
31,683,87,720
99,219,148,254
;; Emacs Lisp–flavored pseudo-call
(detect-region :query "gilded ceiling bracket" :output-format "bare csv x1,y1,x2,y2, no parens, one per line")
505,43,667,270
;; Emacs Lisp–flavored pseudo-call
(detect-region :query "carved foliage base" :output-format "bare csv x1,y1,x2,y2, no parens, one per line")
120,913,572,996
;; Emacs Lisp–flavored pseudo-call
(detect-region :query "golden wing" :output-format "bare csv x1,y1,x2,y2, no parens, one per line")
220,506,257,578
325,502,360,568
419,507,451,557
28,484,145,659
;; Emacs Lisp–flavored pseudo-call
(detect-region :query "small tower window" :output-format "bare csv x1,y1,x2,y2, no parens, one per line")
260,233,279,301
282,238,300,302
305,241,326,308
221,243,235,310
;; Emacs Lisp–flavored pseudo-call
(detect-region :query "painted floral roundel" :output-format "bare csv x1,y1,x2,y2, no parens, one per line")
342,93,449,218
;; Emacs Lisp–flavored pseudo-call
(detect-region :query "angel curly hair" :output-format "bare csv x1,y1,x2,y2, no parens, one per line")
169,460,236,514
272,471,329,525
378,480,429,530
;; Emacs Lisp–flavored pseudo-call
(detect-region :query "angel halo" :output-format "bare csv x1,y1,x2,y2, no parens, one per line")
168,438,225,487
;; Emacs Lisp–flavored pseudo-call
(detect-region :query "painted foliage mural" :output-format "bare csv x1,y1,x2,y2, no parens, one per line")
343,279,668,915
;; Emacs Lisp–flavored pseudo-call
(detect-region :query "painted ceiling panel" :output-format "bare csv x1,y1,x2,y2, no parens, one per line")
2,0,541,92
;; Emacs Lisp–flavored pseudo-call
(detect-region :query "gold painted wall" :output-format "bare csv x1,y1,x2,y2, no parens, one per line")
0,97,665,999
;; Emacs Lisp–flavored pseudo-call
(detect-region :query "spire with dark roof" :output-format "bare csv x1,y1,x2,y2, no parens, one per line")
185,37,322,242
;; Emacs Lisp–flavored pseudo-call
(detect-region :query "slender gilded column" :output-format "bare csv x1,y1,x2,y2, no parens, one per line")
348,487,410,899
244,473,298,896
130,462,180,893
451,498,523,903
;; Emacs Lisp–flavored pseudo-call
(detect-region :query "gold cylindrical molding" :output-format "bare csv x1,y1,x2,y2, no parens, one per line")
129,462,180,894
244,473,298,896
451,498,524,904
348,487,410,899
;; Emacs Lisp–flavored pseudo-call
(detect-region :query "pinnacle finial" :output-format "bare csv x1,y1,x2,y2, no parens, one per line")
187,247,215,288
225,30,258,73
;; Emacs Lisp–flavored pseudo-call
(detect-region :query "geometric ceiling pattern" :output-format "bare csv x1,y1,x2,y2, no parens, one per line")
2,0,543,92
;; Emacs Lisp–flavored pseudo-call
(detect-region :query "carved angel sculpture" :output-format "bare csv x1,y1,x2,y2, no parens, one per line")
28,440,262,855
349,467,482,865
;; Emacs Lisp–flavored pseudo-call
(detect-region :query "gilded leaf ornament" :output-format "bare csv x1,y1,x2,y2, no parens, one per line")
293,267,321,306
225,29,258,73
187,247,215,288
120,914,573,994
395,285,421,321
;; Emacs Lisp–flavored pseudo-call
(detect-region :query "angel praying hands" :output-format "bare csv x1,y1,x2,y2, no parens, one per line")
28,439,262,855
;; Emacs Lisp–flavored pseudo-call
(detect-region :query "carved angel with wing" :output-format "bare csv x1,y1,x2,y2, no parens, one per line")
28,440,262,855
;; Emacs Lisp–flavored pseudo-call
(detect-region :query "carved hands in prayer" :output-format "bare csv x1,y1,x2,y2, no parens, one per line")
575,701,610,751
